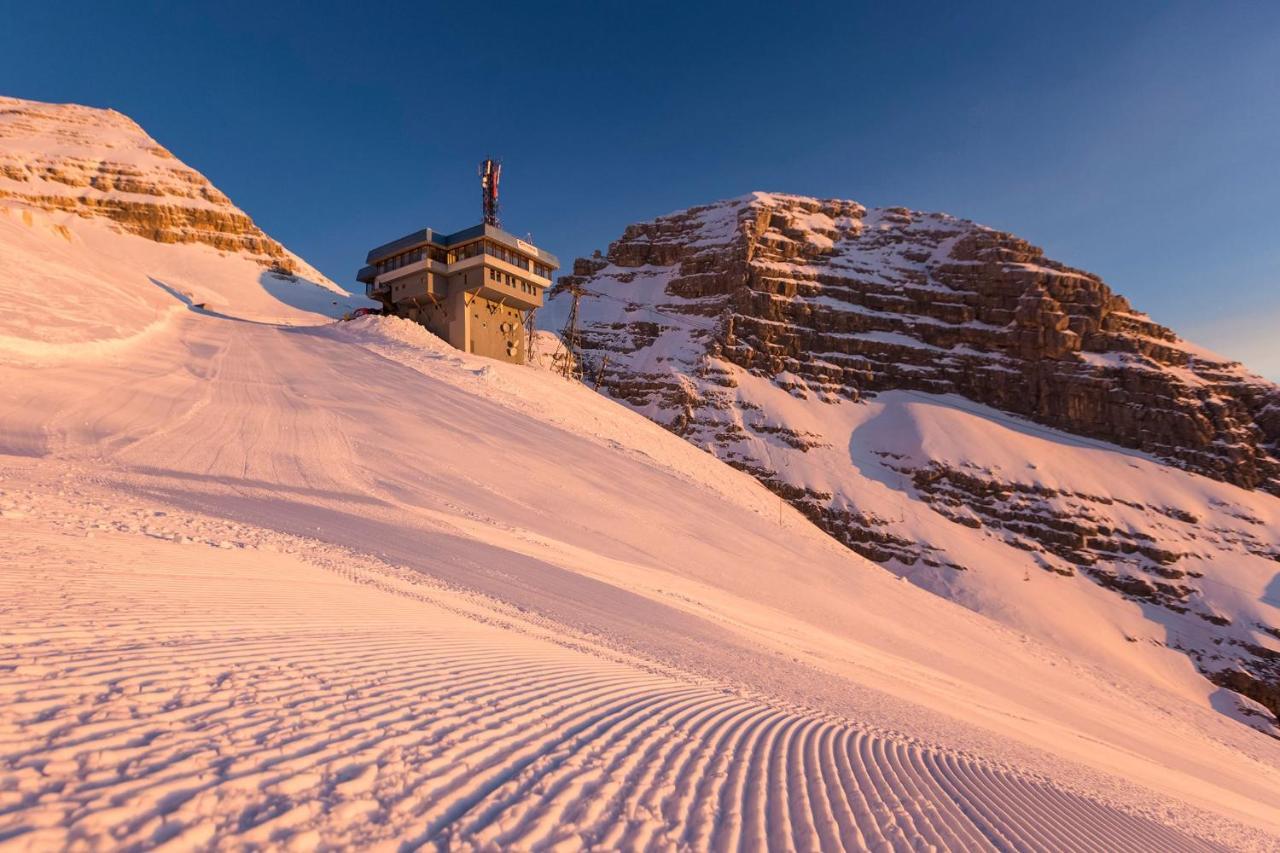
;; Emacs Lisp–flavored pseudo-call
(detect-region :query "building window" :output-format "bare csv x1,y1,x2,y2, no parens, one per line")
450,242,484,263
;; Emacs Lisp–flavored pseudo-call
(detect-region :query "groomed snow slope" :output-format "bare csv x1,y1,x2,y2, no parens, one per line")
2,300,1279,848
0,491,1223,851
0,206,362,363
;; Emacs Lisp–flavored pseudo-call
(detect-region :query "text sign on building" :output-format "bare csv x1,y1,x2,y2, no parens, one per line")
516,239,537,256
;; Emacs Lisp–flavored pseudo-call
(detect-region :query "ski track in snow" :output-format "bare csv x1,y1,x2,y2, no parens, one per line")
0,526,1218,852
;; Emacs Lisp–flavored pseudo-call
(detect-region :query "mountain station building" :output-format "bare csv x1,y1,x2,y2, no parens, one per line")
357,224,559,364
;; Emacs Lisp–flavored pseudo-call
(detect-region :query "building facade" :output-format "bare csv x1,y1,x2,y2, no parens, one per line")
357,224,559,364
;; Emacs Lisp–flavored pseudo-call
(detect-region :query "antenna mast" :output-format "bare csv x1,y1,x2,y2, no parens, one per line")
479,158,501,227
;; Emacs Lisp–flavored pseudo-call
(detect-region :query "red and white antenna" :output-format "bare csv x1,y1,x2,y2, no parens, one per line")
479,158,501,227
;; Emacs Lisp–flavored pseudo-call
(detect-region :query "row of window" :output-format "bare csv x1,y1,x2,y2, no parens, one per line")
487,266,539,295
460,240,550,277
452,241,485,262
375,245,447,274
483,240,527,270
375,239,552,278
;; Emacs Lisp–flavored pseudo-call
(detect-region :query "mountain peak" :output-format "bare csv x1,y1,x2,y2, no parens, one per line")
550,192,1280,728
0,94,321,275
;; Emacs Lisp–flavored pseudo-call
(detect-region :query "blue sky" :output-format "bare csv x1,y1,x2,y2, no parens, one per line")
3,1,1278,376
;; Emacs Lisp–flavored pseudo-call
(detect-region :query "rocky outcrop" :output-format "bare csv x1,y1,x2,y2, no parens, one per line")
550,192,1280,729
0,96,297,267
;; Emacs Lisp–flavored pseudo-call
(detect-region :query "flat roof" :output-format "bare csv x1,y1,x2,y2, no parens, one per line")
365,223,560,268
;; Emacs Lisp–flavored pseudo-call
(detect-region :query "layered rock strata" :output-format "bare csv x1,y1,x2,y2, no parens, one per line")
551,192,1280,728
0,95,297,267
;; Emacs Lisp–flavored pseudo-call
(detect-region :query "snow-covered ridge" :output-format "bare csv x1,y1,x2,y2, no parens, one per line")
549,191,1280,732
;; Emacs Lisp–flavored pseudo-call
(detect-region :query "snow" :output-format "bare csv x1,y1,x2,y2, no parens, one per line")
828,329,952,353
0,492,1230,850
1,105,1279,848
1076,350,1133,369
703,361,1280,685
0,206,366,362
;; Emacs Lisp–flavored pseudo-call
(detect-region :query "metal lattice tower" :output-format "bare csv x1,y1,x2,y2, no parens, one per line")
557,281,587,380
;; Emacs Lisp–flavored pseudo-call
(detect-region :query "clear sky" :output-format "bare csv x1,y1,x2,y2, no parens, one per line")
3,1,1278,377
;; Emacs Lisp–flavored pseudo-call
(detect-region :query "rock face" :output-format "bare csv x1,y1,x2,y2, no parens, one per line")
550,192,1280,730
562,194,1280,493
0,95,298,268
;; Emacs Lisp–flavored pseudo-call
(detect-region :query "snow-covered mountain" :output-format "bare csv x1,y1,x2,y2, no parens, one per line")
548,192,1280,733
3,99,1280,849
0,95,364,361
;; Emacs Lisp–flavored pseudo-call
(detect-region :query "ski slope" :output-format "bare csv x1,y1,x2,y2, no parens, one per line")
0,512,1219,850
0,206,362,363
1,292,1278,848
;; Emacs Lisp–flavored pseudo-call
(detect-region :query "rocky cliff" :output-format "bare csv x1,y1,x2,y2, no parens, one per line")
550,192,1280,730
